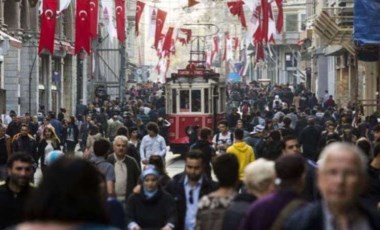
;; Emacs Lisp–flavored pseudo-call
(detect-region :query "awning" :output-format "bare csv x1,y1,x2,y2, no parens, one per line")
54,40,74,55
0,30,22,48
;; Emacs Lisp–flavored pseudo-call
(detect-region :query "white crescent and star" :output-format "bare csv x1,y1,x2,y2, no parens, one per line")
116,6,123,15
157,19,162,26
45,9,54,20
89,1,96,11
79,10,88,21
136,5,141,13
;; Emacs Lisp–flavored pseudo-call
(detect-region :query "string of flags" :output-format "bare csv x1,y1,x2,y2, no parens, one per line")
37,0,284,78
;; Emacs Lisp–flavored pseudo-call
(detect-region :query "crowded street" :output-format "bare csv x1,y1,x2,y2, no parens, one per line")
1,0,380,229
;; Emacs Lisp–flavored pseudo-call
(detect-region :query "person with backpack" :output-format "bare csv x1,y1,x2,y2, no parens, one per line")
212,120,234,155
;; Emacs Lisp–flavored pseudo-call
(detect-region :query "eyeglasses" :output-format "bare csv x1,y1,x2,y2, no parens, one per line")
189,189,194,204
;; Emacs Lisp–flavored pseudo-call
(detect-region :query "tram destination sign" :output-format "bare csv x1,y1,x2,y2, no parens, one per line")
178,69,204,76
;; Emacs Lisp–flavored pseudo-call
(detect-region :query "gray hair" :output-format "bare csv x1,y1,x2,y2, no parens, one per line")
113,135,128,145
244,158,276,192
318,142,368,175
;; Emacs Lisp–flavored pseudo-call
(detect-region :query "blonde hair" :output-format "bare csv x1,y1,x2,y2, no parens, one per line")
244,158,276,192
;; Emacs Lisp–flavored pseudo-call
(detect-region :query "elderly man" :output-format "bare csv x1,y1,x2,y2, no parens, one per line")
107,135,141,205
284,142,380,229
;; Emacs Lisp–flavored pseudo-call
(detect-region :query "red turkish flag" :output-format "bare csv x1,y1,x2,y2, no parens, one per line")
256,42,265,62
261,0,269,42
135,1,145,36
38,0,58,55
227,1,247,29
162,27,174,58
154,9,167,49
176,28,192,45
89,0,98,38
115,0,125,42
75,0,91,54
275,0,283,33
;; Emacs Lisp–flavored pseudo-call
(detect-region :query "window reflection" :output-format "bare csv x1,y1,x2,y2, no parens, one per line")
180,91,190,112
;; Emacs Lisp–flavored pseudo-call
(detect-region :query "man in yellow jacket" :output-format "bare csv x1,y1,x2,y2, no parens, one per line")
226,128,255,180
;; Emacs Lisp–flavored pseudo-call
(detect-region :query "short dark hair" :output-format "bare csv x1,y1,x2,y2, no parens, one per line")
213,154,239,187
234,128,244,140
356,138,371,158
7,153,34,168
199,128,212,140
93,138,111,157
116,126,129,137
24,157,109,224
374,124,380,133
185,149,203,162
280,135,298,150
275,155,305,184
146,122,159,134
218,120,228,127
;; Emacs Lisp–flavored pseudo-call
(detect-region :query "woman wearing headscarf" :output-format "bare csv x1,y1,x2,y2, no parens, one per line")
126,165,177,230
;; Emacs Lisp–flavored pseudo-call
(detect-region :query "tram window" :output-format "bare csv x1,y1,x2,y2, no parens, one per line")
180,90,190,112
204,89,209,113
191,90,201,112
172,89,177,113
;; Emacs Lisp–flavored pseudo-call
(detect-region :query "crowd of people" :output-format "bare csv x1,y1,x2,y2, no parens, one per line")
0,81,380,229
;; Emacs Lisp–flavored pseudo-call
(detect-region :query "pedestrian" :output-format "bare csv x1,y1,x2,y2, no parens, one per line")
299,117,320,161
165,150,218,230
92,138,115,197
190,127,215,179
0,153,35,229
281,135,318,201
196,154,239,230
239,155,306,230
126,165,177,230
226,128,255,181
37,125,61,174
12,124,38,165
222,158,276,230
140,122,167,165
6,113,21,139
0,126,11,180
212,120,234,155
107,135,141,206
62,116,79,155
284,142,380,229
16,157,119,230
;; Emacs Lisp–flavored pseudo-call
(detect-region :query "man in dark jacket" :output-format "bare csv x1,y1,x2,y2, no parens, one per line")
107,135,141,205
281,135,317,201
190,128,215,179
299,117,321,161
165,150,218,230
284,142,380,230
0,153,35,229
12,125,38,166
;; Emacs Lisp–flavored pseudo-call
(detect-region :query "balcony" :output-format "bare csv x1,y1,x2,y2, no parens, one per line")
313,10,354,55
274,31,301,45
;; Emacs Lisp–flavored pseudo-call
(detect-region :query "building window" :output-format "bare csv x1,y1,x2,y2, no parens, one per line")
285,14,298,32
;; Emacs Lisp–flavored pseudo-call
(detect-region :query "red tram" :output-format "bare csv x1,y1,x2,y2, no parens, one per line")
165,34,226,154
